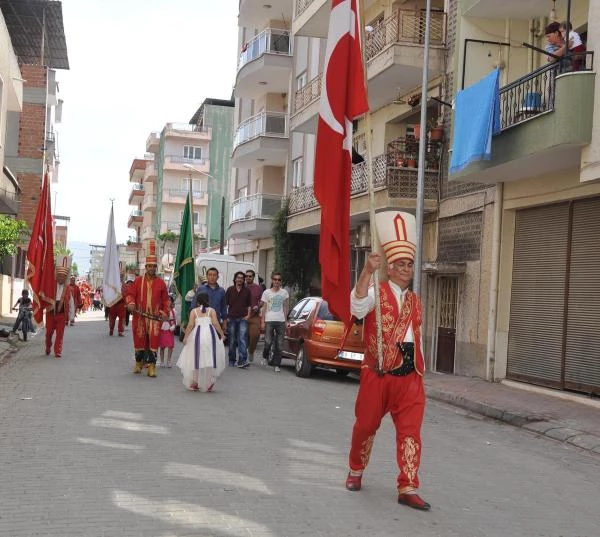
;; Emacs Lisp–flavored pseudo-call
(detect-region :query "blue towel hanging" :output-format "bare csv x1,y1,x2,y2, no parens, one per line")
450,69,501,173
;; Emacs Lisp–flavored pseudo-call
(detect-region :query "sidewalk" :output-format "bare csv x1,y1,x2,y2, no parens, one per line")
425,372,600,456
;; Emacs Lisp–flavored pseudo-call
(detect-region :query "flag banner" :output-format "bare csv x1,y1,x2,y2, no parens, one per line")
173,192,195,325
102,205,122,307
26,172,55,324
314,0,369,321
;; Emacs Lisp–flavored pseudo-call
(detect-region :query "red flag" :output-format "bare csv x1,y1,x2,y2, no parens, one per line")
314,0,369,321
26,172,55,323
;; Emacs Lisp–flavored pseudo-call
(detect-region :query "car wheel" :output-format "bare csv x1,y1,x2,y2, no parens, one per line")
335,369,350,377
295,343,313,378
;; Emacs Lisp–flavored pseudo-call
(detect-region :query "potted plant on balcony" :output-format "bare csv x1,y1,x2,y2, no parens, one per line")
406,154,417,168
428,117,445,141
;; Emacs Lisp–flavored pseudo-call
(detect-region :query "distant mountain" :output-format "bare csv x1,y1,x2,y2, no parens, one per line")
67,241,91,275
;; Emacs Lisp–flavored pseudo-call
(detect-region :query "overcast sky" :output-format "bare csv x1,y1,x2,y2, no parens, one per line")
57,0,239,261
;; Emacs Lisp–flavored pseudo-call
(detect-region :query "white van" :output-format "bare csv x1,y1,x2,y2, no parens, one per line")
195,254,256,288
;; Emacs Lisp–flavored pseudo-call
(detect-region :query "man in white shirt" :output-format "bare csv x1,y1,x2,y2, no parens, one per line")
260,271,289,372
345,211,430,511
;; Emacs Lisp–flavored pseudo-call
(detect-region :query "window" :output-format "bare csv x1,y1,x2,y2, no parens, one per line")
288,299,308,320
296,71,307,91
292,157,304,189
180,178,202,192
180,210,200,225
183,146,202,160
298,299,316,320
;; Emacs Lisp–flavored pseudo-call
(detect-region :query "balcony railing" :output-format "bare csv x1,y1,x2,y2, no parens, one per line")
499,51,594,130
129,210,143,218
294,74,322,113
365,9,446,61
165,155,208,166
239,28,291,70
131,183,144,193
160,221,207,237
165,123,210,133
0,187,20,202
230,193,283,223
162,189,207,203
295,0,316,18
234,111,288,148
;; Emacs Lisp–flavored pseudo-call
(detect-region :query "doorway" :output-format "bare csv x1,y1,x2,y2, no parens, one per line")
435,276,458,373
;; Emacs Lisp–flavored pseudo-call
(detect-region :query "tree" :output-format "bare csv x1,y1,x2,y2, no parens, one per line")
273,199,320,300
71,262,79,277
0,215,29,258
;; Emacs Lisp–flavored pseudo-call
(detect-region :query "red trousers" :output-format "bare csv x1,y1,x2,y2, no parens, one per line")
108,302,126,334
349,368,425,493
45,311,67,357
132,314,161,354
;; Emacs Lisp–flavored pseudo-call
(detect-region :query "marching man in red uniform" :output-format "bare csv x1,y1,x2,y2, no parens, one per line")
68,275,82,326
45,255,73,358
108,264,126,337
125,240,169,378
345,211,430,511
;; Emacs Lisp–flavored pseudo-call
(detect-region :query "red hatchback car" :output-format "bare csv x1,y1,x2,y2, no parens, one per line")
281,297,365,378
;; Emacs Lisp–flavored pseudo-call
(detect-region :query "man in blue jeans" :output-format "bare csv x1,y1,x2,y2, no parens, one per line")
260,271,289,372
225,271,251,368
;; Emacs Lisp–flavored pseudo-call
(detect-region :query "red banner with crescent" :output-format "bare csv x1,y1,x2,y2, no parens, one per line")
314,0,369,321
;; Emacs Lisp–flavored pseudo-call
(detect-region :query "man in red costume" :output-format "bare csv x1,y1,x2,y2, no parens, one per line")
68,275,82,326
108,267,126,337
45,256,73,359
345,211,430,511
125,240,169,378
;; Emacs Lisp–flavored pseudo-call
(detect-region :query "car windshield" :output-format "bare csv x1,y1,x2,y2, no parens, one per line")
317,301,339,321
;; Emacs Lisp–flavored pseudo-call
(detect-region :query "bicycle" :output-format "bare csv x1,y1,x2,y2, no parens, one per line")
13,305,33,342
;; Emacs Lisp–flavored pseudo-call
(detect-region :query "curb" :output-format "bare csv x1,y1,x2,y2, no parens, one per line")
427,387,600,456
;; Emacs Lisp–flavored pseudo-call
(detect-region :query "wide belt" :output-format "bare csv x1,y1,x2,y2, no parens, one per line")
387,342,415,377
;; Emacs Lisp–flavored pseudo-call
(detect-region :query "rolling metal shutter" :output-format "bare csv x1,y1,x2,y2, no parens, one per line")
507,203,569,387
564,198,600,393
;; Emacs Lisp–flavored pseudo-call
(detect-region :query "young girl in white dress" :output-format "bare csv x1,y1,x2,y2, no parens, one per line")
176,293,226,392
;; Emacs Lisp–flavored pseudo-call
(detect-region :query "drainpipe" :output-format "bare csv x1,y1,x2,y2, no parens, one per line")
486,182,503,381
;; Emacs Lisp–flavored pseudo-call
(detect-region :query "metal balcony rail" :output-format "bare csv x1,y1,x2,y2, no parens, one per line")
295,0,316,18
129,210,143,218
234,111,288,148
239,28,291,70
230,193,283,223
0,188,20,202
294,74,322,113
166,123,210,133
166,155,208,165
499,51,594,130
144,152,155,161
131,183,144,193
365,8,446,61
164,189,206,200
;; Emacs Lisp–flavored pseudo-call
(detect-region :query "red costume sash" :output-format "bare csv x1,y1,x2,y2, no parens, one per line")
363,282,425,375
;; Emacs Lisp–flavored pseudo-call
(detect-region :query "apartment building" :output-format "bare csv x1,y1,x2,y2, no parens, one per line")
448,0,600,395
230,2,293,278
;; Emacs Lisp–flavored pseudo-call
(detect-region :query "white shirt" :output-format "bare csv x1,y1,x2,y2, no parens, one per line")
261,288,289,322
350,280,414,343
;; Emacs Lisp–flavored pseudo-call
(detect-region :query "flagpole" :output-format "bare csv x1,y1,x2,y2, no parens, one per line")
187,171,195,275
358,0,384,372
414,0,433,296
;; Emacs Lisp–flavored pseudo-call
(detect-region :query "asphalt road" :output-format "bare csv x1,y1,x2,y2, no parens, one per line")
0,310,598,537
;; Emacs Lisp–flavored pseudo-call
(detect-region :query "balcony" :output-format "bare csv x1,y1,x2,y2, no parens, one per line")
229,193,283,240
129,159,146,182
463,0,550,19
158,221,207,238
290,74,321,134
287,153,439,232
128,183,145,204
232,111,289,168
450,56,595,185
239,0,293,28
142,194,157,212
293,0,329,38
0,187,20,215
164,123,211,141
144,161,157,183
365,9,446,110
163,155,210,172
235,28,292,99
126,238,143,252
127,210,144,228
146,132,159,152
142,225,156,241
161,189,208,205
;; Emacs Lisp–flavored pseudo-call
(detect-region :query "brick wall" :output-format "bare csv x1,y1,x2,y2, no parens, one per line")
438,212,483,262
16,65,47,229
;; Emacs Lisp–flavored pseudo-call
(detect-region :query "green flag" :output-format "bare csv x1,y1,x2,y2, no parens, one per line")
173,192,195,326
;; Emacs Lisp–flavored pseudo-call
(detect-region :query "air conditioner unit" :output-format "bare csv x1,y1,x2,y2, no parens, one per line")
356,223,371,247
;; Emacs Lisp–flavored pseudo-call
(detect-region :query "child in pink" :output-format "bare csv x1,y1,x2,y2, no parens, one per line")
158,296,176,367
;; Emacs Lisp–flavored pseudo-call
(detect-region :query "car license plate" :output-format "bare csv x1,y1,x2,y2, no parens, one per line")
338,351,364,362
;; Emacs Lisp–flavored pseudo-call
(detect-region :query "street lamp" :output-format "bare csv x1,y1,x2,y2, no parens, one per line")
182,163,225,254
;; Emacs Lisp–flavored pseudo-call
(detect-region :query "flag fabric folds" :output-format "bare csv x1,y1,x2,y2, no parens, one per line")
314,0,369,322
173,192,195,325
102,205,122,307
26,172,56,324
450,68,501,173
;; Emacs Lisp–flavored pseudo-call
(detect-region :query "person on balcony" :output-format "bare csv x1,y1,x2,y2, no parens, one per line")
544,22,564,62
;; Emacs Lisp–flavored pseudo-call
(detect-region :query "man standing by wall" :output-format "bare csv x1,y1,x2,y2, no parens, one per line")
260,271,289,373
245,269,263,362
125,241,170,378
225,271,251,368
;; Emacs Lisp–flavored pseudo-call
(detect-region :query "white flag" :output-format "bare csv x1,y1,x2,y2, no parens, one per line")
102,205,122,307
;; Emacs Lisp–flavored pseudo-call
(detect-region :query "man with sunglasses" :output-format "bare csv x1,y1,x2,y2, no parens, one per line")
260,272,289,372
